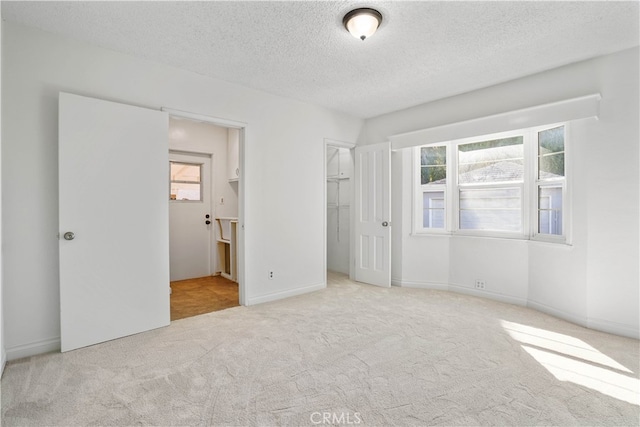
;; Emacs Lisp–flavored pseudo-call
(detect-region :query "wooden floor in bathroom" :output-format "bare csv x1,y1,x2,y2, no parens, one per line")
170,275,239,321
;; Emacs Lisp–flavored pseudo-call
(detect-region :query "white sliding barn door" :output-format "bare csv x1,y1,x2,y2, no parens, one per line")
59,92,170,352
354,142,391,287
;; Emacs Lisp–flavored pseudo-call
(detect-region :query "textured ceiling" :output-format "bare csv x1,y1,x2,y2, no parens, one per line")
2,1,639,119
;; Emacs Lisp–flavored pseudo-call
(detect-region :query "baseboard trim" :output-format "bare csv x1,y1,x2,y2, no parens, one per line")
448,283,527,306
394,279,448,291
6,337,60,361
394,280,526,306
527,300,639,339
587,317,640,340
1,349,6,377
527,300,587,329
247,282,326,306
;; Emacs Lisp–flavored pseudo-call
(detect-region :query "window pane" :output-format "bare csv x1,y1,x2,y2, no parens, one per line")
421,146,446,184
538,126,564,154
538,126,564,178
459,187,521,232
539,153,565,178
538,186,563,235
421,165,446,184
458,136,523,184
423,191,445,228
170,183,201,201
170,162,201,182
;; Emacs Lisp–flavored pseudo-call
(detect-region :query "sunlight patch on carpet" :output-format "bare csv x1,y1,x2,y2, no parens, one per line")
502,320,639,406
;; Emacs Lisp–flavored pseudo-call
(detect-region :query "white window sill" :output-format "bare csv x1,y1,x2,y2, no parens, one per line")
410,231,572,246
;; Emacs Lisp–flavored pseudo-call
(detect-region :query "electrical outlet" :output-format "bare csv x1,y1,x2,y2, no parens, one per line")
268,271,274,280
475,279,486,290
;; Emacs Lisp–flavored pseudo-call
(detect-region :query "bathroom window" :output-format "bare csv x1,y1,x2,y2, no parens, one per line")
170,161,202,201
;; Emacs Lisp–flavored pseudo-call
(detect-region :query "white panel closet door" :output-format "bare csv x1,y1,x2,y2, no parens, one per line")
354,142,391,287
59,92,170,352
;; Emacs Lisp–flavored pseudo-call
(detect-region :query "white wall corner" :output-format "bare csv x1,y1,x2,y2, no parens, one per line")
6,337,61,361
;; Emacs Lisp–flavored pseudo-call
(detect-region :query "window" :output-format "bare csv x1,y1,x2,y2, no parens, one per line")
419,145,446,229
536,126,565,236
170,161,202,201
458,136,523,232
414,124,567,242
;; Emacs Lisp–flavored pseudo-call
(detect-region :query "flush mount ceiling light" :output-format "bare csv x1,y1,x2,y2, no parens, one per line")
343,8,383,41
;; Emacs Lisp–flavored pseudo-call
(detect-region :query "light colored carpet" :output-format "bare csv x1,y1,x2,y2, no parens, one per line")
2,272,639,426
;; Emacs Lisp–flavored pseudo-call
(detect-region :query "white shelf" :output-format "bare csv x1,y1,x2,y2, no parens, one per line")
216,218,238,282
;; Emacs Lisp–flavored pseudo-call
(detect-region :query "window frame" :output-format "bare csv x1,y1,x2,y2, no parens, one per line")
413,143,450,234
530,123,569,243
413,123,569,244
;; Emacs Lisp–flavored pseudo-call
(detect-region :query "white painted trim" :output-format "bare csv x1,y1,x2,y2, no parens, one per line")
237,127,246,305
587,317,640,340
396,279,526,306
394,280,448,291
395,280,637,339
169,149,213,158
390,93,601,150
527,300,640,340
1,350,6,376
6,337,61,361
448,283,527,306
161,108,246,129
324,138,356,149
247,282,325,306
527,300,587,329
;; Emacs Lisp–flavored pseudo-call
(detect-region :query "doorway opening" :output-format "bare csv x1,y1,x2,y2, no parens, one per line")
325,141,355,283
168,114,243,320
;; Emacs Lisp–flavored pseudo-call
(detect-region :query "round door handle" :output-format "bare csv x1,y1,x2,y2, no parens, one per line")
382,221,389,227
63,231,75,241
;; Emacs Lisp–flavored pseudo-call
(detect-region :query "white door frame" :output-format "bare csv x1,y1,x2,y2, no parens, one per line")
163,108,247,305
323,139,356,285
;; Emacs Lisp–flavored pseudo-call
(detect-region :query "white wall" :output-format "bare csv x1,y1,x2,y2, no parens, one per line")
367,47,639,338
1,22,363,359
